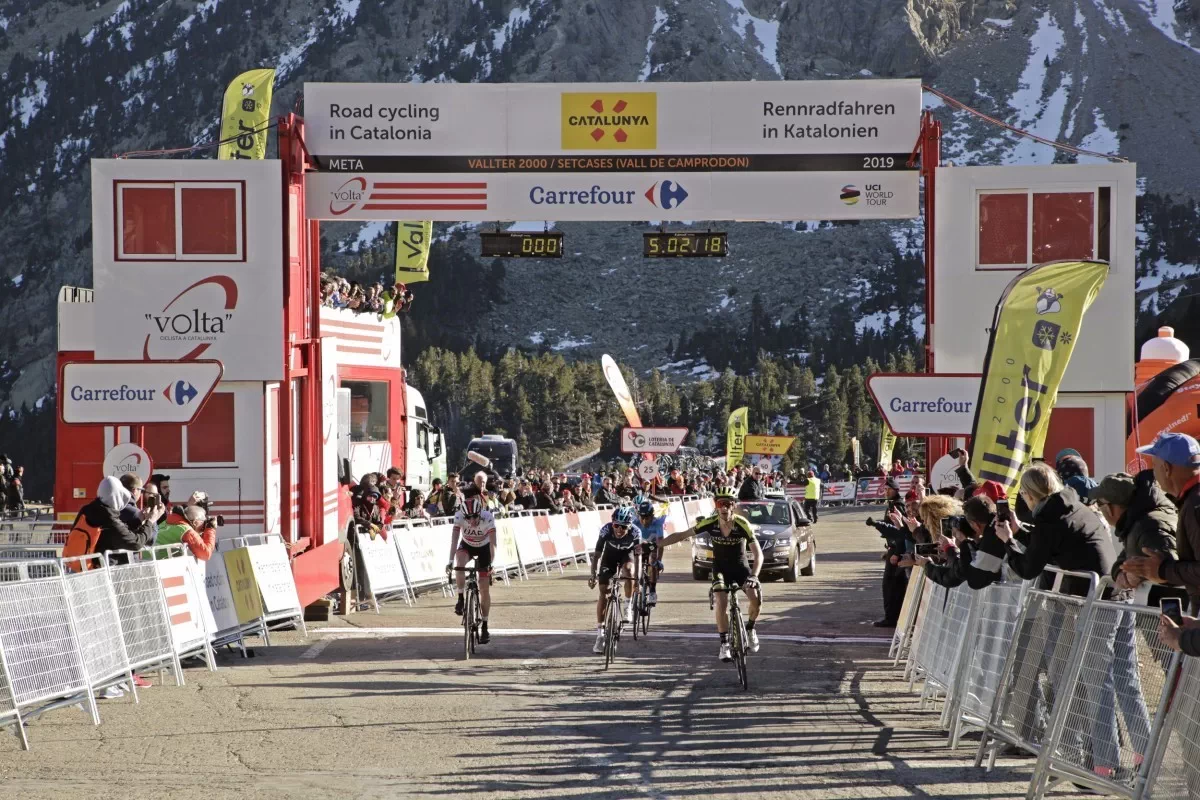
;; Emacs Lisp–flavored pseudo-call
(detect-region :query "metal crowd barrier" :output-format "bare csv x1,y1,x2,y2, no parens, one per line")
947,581,1026,748
1145,656,1200,798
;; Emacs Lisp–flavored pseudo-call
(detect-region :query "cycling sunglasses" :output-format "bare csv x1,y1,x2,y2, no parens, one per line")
715,499,735,508
611,523,630,532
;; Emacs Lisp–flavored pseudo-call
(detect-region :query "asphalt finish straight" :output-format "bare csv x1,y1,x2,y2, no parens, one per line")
0,508,1094,799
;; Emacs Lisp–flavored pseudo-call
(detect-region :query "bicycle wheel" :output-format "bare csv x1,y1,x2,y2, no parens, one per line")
631,590,640,641
731,603,749,690
463,586,474,660
604,595,619,669
640,582,651,636
470,589,481,656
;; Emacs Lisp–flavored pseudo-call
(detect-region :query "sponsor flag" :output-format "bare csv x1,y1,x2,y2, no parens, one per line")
879,423,896,469
726,407,749,466
968,260,1109,495
601,354,642,428
394,221,432,284
217,69,275,161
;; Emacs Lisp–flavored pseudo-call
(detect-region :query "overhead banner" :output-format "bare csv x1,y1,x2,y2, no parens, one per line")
743,434,796,456
969,260,1110,492
866,373,981,436
217,68,275,161
394,220,432,284
303,80,921,221
726,407,749,465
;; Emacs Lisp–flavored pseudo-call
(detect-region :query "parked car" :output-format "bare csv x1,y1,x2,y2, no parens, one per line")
691,499,815,582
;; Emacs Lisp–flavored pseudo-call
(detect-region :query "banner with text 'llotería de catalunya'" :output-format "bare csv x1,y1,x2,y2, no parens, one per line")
968,260,1110,492
302,81,920,222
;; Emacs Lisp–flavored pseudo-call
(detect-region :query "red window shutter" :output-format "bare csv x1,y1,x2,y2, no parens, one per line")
978,193,1029,265
187,393,236,464
180,187,239,255
1033,192,1094,262
143,424,184,469
1043,407,1095,470
121,187,176,255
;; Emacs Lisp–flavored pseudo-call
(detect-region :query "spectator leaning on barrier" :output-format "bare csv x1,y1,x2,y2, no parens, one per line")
594,477,619,506
1122,433,1200,604
739,467,765,501
1093,470,1182,605
995,462,1117,596
902,495,965,587
536,481,563,514
84,476,161,558
155,505,217,561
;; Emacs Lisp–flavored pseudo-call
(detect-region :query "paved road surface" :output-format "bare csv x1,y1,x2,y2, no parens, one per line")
0,508,1089,799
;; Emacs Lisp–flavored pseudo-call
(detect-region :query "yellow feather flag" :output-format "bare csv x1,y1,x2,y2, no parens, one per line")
726,407,749,466
968,260,1110,495
217,69,275,160
879,423,896,469
395,221,433,284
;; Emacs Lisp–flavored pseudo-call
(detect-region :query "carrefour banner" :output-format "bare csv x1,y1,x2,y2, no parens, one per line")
217,69,275,161
302,80,921,221
394,221,432,284
726,407,749,466
969,260,1109,492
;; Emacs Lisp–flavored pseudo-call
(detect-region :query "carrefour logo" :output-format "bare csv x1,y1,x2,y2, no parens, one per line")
528,180,688,208
164,380,199,406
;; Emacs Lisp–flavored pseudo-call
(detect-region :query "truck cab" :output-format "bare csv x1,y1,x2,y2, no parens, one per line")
465,435,519,479
404,384,445,494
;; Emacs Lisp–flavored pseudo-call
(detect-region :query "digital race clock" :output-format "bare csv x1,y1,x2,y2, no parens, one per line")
479,232,563,258
643,232,728,258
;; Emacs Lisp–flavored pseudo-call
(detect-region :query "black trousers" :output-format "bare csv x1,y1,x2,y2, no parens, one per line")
803,498,819,522
882,560,909,624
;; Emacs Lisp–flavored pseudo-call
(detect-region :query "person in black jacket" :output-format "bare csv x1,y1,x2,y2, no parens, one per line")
1094,471,1182,605
83,476,161,558
738,467,766,501
593,476,620,507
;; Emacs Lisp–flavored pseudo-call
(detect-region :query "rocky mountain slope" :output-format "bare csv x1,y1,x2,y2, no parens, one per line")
1,0,1199,414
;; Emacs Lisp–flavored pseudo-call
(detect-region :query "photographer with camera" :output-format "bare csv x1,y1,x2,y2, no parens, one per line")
155,504,220,561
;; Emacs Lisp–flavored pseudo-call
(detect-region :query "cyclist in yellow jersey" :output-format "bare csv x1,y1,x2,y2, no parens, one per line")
660,485,763,662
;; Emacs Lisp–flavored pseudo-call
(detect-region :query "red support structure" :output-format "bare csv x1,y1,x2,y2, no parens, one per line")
908,111,944,471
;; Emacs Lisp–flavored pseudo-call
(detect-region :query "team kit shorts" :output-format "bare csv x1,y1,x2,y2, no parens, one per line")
456,542,492,574
711,560,751,589
596,550,636,583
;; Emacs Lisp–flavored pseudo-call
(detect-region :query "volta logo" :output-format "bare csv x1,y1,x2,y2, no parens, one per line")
561,92,657,150
330,176,367,216
644,180,688,209
113,453,142,474
143,275,238,361
164,380,199,406
840,185,861,206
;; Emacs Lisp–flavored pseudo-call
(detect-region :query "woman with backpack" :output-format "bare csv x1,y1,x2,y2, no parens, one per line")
70,476,161,562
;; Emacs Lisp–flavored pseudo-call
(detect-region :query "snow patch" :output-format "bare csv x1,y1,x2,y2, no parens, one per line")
354,222,388,249
550,336,593,351
1077,110,1120,162
983,17,1014,27
11,274,23,287
1133,0,1200,53
638,7,670,81
494,5,532,51
1091,0,1130,32
16,79,48,125
856,310,899,335
1004,12,1070,164
528,332,545,345
722,0,782,77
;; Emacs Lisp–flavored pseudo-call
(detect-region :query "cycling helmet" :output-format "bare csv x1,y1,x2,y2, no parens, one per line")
612,506,637,527
462,496,484,518
714,485,736,501
637,500,655,518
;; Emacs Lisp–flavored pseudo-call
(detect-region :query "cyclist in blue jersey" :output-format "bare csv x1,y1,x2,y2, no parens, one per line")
637,499,667,606
587,505,643,653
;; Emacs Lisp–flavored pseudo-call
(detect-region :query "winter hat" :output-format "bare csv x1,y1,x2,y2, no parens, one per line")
1092,473,1136,507
97,476,131,510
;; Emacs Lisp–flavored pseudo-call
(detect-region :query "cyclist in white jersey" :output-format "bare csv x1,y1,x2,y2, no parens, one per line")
446,495,497,644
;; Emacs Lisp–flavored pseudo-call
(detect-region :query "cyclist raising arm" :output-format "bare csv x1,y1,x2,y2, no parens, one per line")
587,506,643,654
446,496,497,644
659,486,763,662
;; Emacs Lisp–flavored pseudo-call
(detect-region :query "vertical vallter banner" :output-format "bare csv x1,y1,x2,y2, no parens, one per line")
879,423,896,468
601,354,643,428
217,68,275,160
726,407,749,466
969,260,1110,493
395,221,432,284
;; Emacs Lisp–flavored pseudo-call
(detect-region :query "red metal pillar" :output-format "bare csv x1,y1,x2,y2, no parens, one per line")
911,111,942,470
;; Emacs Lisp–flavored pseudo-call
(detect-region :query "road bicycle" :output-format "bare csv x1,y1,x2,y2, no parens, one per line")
632,548,657,639
453,565,484,660
710,573,753,690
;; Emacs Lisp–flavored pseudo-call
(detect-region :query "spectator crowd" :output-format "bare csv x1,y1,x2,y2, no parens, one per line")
320,273,414,316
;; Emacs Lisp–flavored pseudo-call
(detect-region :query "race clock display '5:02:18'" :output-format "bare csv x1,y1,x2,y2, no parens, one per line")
643,232,728,258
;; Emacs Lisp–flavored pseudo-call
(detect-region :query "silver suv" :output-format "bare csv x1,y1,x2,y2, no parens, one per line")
691,499,816,582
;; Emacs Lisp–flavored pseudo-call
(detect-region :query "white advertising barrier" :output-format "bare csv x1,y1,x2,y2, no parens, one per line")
186,552,259,647
546,515,577,571
242,538,305,630
356,529,409,610
153,554,217,670
664,499,690,535
565,511,592,558
510,514,549,575
493,517,523,576
822,481,857,502
395,519,455,589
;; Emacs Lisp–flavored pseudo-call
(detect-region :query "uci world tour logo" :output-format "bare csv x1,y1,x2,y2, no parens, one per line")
840,185,861,206
143,275,238,361
330,176,367,216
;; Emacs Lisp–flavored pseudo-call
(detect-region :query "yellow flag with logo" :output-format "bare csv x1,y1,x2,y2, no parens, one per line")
726,407,749,466
217,69,275,160
968,260,1109,494
879,423,896,469
395,221,432,284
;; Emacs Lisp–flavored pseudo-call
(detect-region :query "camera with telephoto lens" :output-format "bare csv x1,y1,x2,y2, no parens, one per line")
203,515,225,530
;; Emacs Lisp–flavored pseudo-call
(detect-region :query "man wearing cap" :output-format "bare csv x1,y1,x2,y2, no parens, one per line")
1094,471,1180,604
1123,434,1200,603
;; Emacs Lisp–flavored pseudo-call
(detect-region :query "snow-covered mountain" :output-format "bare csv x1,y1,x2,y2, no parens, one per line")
0,0,1198,411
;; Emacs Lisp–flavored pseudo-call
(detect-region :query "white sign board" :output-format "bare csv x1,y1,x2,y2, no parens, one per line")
866,374,982,436
930,453,965,492
90,159,284,381
61,360,222,424
356,530,408,595
637,460,660,481
103,442,152,484
302,81,920,221
621,426,689,454
246,541,301,614
191,554,240,634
